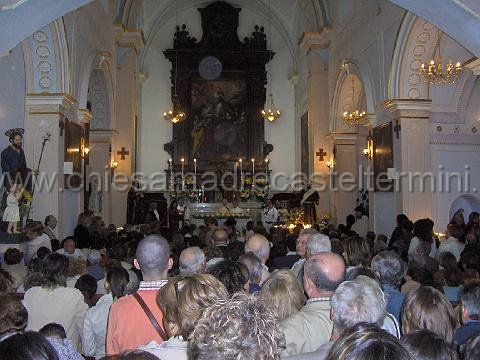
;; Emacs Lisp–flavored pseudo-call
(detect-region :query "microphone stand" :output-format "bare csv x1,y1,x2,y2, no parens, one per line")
25,132,50,222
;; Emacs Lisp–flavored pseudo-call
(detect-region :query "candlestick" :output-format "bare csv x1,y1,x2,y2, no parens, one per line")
169,158,173,189
181,158,185,190
252,158,255,175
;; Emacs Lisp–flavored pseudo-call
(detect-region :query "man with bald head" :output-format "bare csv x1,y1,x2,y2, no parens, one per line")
281,252,345,356
213,227,234,259
106,235,172,355
179,246,206,274
245,233,270,284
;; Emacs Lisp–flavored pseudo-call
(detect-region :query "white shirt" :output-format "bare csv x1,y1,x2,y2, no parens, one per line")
56,248,87,260
22,234,51,264
83,293,114,359
408,236,438,259
23,286,88,350
438,237,465,262
351,216,369,238
139,337,188,360
263,207,279,223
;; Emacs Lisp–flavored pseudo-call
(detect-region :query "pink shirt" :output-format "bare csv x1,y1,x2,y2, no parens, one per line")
106,284,166,355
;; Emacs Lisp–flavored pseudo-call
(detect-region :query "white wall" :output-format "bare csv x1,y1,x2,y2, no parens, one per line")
139,5,296,185
0,43,25,150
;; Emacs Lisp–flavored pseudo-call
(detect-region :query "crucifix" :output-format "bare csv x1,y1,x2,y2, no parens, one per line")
316,148,327,162
117,147,130,160
394,120,401,139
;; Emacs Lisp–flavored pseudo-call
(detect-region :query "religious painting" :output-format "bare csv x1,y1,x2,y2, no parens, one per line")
301,112,309,176
64,119,82,188
373,121,393,191
190,78,247,160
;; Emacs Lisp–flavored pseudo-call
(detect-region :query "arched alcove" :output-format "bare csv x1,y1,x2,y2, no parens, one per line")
449,195,480,223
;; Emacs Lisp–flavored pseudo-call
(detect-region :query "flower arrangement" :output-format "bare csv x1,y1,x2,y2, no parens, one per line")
254,186,270,203
19,190,33,226
239,189,252,201
255,176,269,186
185,175,196,186
243,177,253,186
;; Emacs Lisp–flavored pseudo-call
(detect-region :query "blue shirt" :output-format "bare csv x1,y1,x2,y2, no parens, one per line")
382,283,405,323
454,321,480,346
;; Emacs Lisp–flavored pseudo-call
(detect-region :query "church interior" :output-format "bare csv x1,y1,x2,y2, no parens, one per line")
1,0,480,358
1,0,478,237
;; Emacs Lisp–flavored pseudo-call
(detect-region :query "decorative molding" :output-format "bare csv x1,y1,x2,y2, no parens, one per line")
89,69,109,129
77,108,92,126
25,93,76,114
326,132,358,144
89,129,119,143
383,98,432,119
114,23,145,54
28,25,57,92
430,134,480,146
299,29,331,52
464,57,480,76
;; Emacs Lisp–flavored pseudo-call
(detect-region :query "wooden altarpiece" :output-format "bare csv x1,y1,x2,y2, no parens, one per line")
163,1,274,176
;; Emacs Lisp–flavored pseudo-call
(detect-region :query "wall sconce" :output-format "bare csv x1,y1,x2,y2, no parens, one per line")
81,145,90,158
363,137,373,160
326,159,334,169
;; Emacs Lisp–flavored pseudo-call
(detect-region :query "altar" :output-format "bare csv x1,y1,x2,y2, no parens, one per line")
187,201,263,230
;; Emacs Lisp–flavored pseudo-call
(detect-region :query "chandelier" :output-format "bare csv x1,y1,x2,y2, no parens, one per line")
342,78,366,125
164,0,185,124
261,0,281,122
420,30,462,84
163,95,185,124
262,94,281,122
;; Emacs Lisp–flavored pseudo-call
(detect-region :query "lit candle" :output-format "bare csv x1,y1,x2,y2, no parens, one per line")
239,159,243,175
194,158,197,176
265,158,269,174
252,158,255,175
169,158,173,188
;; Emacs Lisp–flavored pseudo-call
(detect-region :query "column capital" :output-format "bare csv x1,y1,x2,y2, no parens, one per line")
299,28,332,52
114,23,145,54
25,93,77,116
326,132,358,145
77,108,92,126
464,57,480,76
383,99,432,119
90,129,119,143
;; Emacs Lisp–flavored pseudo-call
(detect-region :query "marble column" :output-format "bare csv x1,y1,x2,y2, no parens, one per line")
328,133,359,225
89,129,118,224
299,30,332,221
24,93,76,237
384,99,433,221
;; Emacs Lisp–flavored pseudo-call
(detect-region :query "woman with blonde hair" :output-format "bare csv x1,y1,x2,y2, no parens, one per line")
258,270,306,321
138,273,229,359
401,286,458,344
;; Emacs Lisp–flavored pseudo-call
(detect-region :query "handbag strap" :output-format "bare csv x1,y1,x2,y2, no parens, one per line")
132,292,167,341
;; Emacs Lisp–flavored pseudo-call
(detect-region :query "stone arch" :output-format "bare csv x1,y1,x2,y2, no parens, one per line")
330,61,374,133
389,13,435,100
77,52,115,129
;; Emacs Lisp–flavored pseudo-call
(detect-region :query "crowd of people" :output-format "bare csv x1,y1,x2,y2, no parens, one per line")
0,207,480,359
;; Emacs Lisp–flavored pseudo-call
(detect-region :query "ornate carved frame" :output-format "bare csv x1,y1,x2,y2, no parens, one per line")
163,1,274,172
